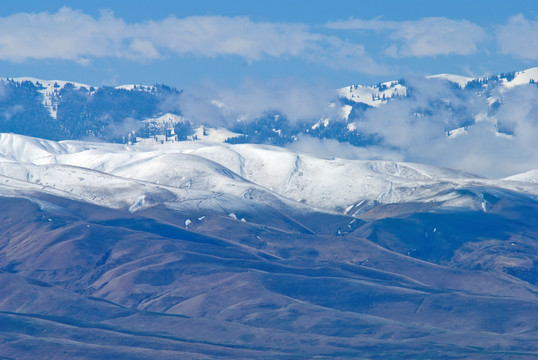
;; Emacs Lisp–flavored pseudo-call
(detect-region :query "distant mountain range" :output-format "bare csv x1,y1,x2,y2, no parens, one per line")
2,68,538,147
0,77,180,142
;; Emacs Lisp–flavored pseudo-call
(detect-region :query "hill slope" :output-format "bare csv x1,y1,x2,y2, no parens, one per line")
0,134,538,358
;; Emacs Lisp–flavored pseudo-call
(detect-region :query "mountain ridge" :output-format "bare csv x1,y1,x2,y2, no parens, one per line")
3,68,538,179
0,133,536,215
10,66,538,111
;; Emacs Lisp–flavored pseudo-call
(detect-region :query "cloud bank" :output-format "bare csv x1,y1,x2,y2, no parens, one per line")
287,134,403,162
177,79,340,126
0,7,385,74
327,17,486,57
0,7,532,78
497,14,538,60
341,78,538,178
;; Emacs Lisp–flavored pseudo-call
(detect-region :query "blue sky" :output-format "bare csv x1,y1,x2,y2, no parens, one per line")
0,1,537,89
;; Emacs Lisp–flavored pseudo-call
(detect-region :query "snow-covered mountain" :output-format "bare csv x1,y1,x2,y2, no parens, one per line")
340,67,538,106
338,79,407,107
0,133,536,217
0,76,179,142
4,67,538,149
3,70,538,358
8,77,157,119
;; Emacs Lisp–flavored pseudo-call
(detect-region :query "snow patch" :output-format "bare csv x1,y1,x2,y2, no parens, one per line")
339,81,407,107
428,74,474,88
447,127,467,138
191,126,242,142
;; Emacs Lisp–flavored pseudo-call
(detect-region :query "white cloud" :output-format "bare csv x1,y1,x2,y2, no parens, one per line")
177,79,340,126
0,7,385,74
327,17,485,57
0,8,130,62
144,16,315,60
350,77,538,178
497,14,538,60
391,18,485,57
286,134,402,162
